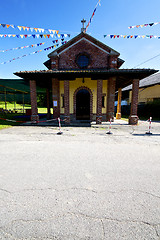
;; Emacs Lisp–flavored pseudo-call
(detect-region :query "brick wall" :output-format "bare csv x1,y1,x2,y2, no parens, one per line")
96,80,103,124
64,80,70,123
51,57,59,69
107,77,116,121
29,80,39,122
129,79,139,125
52,78,60,118
58,39,109,69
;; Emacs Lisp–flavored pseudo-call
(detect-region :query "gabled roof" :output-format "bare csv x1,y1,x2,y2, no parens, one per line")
48,32,120,58
123,70,160,91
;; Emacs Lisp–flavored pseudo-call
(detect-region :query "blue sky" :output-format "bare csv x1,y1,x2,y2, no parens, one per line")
1,0,160,79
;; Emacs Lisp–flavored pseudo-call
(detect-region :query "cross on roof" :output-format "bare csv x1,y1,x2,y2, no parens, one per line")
81,19,86,32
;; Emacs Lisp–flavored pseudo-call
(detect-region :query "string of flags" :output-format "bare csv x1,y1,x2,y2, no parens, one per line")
0,23,59,34
104,34,160,39
128,21,160,29
0,42,45,53
52,39,67,44
0,33,71,39
0,44,60,65
85,0,101,32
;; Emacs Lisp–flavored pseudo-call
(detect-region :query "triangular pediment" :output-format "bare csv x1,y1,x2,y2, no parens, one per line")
48,32,120,58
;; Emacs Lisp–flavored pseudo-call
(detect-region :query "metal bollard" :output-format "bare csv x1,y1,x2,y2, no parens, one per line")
146,117,152,135
57,117,63,135
106,118,113,134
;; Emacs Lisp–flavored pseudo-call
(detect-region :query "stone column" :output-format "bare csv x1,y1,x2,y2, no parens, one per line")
129,79,139,125
96,79,103,124
29,80,39,123
46,88,51,119
107,77,116,121
52,78,60,119
64,80,70,124
116,88,122,119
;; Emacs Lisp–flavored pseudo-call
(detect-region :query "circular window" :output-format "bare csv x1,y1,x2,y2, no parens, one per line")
76,54,90,68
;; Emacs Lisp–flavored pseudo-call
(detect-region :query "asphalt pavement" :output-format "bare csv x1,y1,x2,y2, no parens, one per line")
0,120,160,240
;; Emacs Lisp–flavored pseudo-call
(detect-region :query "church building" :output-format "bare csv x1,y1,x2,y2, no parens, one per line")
15,23,157,125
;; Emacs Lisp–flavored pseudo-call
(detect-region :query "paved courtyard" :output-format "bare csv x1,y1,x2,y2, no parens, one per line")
0,120,160,240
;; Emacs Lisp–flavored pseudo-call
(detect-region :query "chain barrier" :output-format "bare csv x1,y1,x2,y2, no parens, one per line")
0,116,67,124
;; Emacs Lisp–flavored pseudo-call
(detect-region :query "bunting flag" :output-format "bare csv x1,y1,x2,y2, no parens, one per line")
85,0,101,32
0,41,67,65
52,39,67,44
0,42,45,53
0,33,71,39
104,34,160,39
128,22,160,29
0,23,59,34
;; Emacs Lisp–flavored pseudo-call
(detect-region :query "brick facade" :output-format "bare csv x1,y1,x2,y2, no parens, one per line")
64,80,70,123
109,55,118,69
96,80,103,124
58,39,110,70
107,77,116,121
129,79,139,125
29,80,39,122
52,78,60,119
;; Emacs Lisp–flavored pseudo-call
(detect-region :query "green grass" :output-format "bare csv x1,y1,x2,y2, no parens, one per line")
0,101,50,130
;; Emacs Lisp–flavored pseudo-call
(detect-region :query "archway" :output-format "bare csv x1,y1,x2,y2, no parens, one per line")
76,89,90,120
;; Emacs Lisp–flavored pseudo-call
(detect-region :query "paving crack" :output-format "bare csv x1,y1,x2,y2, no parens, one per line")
100,219,105,239
0,188,11,194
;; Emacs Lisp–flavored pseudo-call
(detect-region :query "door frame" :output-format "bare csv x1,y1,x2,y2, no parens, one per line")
73,86,93,121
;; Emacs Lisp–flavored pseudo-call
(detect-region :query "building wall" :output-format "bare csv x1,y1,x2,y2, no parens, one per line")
58,39,110,69
59,78,108,115
129,85,160,103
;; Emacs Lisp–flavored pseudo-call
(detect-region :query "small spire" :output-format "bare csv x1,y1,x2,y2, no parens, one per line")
81,19,86,33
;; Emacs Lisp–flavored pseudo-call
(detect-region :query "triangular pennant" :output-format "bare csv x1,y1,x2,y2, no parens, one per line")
1,24,6,28
6,24,10,28
17,26,22,31
149,23,154,26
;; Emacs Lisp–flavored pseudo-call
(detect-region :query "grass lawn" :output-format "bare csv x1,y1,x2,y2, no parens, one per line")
0,102,49,130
